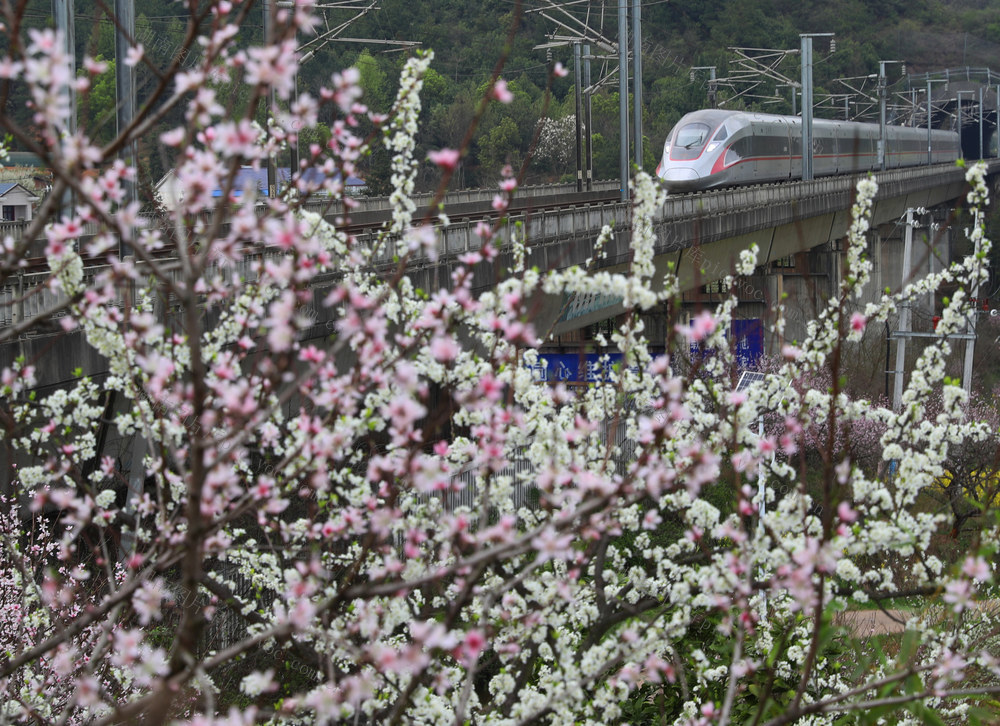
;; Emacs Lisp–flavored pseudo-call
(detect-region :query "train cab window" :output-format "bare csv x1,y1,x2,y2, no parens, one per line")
672,122,712,160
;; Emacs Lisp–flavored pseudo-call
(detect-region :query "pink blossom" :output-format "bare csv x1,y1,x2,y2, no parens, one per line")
837,501,858,523
405,224,438,261
676,311,717,342
782,344,802,360
429,336,460,362
932,649,968,690
125,44,144,67
943,579,973,613
850,311,867,332
962,555,992,582
83,56,107,75
642,509,662,530
492,78,514,103
428,148,461,170
457,629,487,666
475,221,494,240
0,57,23,79
532,527,574,563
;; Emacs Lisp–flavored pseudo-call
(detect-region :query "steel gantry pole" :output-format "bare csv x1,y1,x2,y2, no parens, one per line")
957,90,975,160
618,0,629,201
574,43,583,192
584,44,593,190
925,78,948,164
979,85,984,159
879,67,887,170
878,61,902,171
632,0,642,170
799,33,833,182
927,80,932,163
801,36,814,180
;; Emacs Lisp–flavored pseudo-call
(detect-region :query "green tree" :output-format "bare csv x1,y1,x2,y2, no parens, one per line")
78,56,117,146
477,116,520,176
356,49,392,113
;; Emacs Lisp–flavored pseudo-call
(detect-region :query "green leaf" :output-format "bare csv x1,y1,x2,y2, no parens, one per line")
907,702,947,726
898,628,918,665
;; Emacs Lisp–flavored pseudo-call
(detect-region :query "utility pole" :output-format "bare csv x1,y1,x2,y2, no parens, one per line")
632,0,642,170
618,0,629,201
115,0,136,257
52,0,75,218
893,209,914,411
53,0,76,135
264,0,277,199
964,210,984,395
692,66,718,108
574,43,583,192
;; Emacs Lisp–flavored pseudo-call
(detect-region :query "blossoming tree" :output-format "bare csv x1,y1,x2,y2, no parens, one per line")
1,1,1000,724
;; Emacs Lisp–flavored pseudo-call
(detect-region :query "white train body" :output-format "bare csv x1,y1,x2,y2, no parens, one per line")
655,109,960,192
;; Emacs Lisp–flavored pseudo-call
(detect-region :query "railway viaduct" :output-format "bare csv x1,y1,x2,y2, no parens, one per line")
0,158,998,394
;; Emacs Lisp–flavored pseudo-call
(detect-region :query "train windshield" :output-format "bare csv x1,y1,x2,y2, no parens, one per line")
672,122,712,160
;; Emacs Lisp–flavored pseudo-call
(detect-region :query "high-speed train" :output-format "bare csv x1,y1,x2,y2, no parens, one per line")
655,109,960,192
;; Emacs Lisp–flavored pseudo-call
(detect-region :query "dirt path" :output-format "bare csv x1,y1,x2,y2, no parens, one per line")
836,609,909,636
837,601,1000,637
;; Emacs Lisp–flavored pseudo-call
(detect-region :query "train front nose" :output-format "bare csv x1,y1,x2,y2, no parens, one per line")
657,163,705,192
659,167,700,183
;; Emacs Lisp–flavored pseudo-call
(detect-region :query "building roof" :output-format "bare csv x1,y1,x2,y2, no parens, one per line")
0,182,39,200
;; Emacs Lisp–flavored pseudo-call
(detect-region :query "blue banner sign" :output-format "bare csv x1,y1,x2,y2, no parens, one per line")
688,318,763,369
526,353,632,384
731,318,763,368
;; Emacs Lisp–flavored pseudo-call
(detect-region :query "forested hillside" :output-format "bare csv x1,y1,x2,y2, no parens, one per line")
9,0,1000,193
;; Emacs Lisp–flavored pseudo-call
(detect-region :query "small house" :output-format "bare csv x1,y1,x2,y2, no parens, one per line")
0,183,39,222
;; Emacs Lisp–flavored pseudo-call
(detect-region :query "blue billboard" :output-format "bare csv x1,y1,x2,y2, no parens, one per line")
688,318,763,369
526,353,632,384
